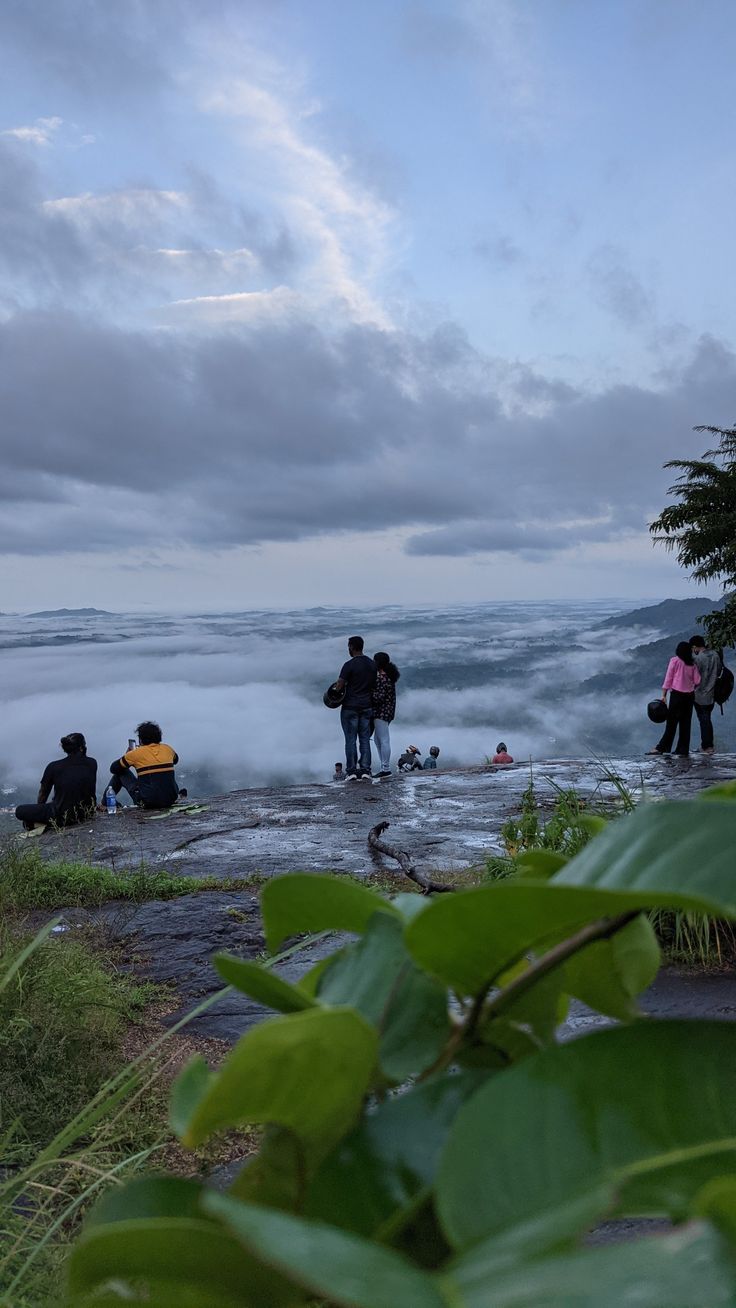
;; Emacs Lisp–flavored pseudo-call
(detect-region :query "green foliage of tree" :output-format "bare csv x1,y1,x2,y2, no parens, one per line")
61,786,736,1305
649,424,736,647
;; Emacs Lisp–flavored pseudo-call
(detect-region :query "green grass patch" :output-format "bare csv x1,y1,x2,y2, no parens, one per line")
0,923,165,1304
0,842,261,911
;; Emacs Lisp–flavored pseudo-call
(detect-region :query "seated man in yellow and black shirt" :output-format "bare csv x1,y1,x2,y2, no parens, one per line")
109,720,181,809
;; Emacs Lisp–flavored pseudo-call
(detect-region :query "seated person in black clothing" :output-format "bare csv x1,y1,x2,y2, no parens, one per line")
108,720,181,809
15,733,97,832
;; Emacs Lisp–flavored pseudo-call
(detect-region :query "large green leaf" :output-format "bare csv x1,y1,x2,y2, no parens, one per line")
67,1218,290,1307
316,913,450,1080
84,1176,210,1227
406,801,736,995
213,953,316,1013
553,799,736,913
437,1020,736,1251
305,1073,485,1237
403,882,612,994
444,1221,736,1307
205,1194,449,1308
261,874,399,951
562,911,660,1021
178,1008,377,1160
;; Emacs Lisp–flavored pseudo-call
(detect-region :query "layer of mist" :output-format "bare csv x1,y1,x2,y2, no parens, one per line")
0,600,713,801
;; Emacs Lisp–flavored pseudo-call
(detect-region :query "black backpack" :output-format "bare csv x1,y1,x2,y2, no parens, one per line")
714,657,734,713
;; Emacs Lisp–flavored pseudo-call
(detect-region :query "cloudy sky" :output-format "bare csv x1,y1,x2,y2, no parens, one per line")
1,0,735,611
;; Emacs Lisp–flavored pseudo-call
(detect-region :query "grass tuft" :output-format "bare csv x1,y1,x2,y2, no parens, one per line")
0,842,261,911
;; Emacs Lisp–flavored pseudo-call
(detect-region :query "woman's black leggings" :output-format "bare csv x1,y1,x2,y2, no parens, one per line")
656,689,694,754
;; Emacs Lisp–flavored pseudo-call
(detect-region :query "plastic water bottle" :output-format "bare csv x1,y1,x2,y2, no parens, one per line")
105,786,117,815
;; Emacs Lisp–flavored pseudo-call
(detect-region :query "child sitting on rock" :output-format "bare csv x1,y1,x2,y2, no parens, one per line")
398,745,423,771
492,742,514,764
423,746,440,769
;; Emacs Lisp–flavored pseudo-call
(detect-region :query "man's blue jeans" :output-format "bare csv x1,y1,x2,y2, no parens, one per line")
340,706,373,775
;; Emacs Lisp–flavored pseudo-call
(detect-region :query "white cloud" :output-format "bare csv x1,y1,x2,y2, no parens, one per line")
43,187,188,225
162,284,302,323
2,115,62,146
200,66,396,326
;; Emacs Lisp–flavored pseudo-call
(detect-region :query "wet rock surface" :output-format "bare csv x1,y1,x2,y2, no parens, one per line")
29,752,736,882
23,755,736,1044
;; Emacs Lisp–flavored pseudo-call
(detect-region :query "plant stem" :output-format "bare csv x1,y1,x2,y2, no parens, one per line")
483,910,640,1021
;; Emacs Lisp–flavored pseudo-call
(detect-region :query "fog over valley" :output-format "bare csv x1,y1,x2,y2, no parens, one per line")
0,599,714,802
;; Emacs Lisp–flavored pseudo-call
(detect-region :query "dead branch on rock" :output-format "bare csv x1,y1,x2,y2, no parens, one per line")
368,821,456,895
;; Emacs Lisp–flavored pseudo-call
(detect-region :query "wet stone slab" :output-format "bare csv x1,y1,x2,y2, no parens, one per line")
24,755,736,1046
29,752,736,884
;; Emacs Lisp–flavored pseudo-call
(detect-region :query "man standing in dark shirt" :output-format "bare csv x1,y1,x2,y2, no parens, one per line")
335,636,376,780
15,733,97,831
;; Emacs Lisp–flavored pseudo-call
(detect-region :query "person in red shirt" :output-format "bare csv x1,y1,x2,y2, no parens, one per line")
492,742,514,764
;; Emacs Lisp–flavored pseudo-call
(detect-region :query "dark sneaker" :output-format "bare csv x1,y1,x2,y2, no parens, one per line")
345,771,359,782
377,770,392,778
358,770,373,780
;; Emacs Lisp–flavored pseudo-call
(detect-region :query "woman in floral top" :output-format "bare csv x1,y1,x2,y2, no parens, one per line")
372,651,400,777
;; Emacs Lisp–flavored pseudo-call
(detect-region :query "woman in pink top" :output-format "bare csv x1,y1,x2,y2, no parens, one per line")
648,641,701,757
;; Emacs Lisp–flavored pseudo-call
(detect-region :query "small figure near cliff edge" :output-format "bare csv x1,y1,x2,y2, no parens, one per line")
647,641,700,757
333,762,344,782
492,742,514,764
108,721,182,808
334,637,376,780
398,745,422,771
15,732,97,833
423,746,440,769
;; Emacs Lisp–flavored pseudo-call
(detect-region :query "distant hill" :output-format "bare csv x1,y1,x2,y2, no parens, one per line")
596,596,718,632
26,607,114,618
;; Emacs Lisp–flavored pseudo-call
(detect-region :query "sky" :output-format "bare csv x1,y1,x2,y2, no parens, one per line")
1,0,735,612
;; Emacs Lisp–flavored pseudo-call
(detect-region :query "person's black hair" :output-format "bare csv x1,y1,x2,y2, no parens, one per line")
60,732,86,755
496,742,507,753
136,720,162,744
675,641,694,665
373,651,400,682
690,635,706,648
348,635,364,652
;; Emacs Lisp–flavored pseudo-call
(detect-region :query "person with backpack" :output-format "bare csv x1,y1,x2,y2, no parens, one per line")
372,651,400,778
647,641,700,757
690,635,721,755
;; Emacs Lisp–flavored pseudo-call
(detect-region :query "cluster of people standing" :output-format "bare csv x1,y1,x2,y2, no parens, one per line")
332,637,401,780
14,721,184,833
649,635,722,757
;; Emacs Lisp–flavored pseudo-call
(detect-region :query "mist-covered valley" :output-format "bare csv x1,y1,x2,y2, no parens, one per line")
0,597,730,803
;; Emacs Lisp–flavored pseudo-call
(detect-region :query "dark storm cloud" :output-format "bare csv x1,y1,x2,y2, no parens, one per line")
1,299,735,559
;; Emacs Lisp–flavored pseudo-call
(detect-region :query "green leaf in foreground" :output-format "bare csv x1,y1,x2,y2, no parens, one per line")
552,799,736,913
437,1020,736,1250
316,912,450,1080
406,800,736,993
213,953,316,1013
562,911,661,1021
205,1193,449,1308
261,872,399,951
67,1218,288,1307
445,1220,736,1308
305,1073,485,1237
180,1007,377,1160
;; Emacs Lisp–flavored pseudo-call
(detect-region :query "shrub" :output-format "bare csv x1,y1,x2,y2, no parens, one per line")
64,785,736,1306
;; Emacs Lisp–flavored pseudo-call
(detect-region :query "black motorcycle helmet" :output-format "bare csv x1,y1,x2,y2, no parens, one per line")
647,699,668,724
323,682,346,709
